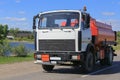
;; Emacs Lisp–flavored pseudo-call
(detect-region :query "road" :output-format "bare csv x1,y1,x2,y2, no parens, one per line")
0,51,120,80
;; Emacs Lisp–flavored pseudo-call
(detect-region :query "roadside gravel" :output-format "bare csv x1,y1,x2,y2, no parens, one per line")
0,61,41,79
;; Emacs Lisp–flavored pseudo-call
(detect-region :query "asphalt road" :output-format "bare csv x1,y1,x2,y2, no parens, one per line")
0,52,120,80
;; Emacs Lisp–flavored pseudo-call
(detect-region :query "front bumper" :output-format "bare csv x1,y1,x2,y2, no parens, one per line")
34,60,58,65
34,52,84,65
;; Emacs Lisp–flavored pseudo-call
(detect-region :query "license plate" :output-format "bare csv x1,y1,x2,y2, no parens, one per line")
50,57,61,60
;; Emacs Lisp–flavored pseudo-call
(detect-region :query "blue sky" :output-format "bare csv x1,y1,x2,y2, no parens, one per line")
0,0,120,31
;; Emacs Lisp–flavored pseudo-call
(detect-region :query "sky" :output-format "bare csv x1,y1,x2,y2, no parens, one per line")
0,0,120,31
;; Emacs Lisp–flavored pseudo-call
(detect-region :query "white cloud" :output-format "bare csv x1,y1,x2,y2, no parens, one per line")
9,22,31,31
16,0,21,3
102,12,115,16
18,11,25,15
4,17,26,21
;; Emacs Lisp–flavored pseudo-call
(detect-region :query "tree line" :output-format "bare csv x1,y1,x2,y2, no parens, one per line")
0,24,34,43
0,24,8,44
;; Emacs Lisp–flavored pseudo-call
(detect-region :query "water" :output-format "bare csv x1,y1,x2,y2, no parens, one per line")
5,42,35,56
10,42,35,51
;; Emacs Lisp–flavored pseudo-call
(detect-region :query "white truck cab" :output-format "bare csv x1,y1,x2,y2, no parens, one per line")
33,10,91,52
33,10,93,72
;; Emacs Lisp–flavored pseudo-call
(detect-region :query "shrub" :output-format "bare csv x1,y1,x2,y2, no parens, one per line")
0,41,11,56
12,44,30,57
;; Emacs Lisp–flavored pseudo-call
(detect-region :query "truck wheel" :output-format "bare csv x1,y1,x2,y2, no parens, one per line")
82,52,94,73
100,47,113,66
100,59,106,66
106,47,113,65
42,65,54,72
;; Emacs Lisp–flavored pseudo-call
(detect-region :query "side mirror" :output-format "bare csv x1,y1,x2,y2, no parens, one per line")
33,25,36,29
33,16,37,29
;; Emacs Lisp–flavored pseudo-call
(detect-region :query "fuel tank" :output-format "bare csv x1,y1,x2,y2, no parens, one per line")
90,18,116,45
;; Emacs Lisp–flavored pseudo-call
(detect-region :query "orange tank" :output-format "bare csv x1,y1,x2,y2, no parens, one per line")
90,18,116,45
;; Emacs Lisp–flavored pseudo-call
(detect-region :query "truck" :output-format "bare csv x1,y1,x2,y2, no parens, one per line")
33,7,117,72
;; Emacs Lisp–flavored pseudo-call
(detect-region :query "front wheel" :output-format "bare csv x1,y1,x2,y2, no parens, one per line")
82,52,94,73
42,65,54,72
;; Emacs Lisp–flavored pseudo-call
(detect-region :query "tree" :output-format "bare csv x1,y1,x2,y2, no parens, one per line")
3,25,8,37
0,24,8,44
9,28,19,37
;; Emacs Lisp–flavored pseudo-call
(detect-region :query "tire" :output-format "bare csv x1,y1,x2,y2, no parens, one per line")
106,47,113,65
42,65,54,72
100,59,106,66
82,52,94,73
100,46,113,66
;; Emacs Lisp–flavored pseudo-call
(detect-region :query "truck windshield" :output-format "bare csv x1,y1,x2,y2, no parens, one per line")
38,12,79,29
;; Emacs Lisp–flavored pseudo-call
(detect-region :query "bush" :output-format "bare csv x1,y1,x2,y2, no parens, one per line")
0,41,11,56
12,44,30,57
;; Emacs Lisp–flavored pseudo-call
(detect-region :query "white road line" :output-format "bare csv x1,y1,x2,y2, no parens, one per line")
81,64,119,78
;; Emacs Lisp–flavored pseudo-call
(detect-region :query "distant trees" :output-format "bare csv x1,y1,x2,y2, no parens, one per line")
0,24,8,44
9,28,19,37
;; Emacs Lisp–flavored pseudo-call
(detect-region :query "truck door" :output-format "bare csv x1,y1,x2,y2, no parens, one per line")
81,13,91,51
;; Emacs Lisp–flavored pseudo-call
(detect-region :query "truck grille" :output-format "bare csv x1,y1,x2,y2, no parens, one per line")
39,40,75,51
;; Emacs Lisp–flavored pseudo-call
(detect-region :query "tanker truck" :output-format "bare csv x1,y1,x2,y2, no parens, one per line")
33,7,117,72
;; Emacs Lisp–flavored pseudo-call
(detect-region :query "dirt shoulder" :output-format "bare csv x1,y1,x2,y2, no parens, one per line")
0,61,41,79
115,50,120,54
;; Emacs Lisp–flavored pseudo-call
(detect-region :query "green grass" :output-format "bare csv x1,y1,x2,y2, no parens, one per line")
0,54,34,64
113,44,120,50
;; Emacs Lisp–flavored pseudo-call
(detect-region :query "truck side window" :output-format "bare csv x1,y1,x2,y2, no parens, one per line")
81,14,85,29
85,14,90,28
81,13,90,29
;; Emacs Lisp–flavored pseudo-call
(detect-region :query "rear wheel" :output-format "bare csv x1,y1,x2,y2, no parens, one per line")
100,59,106,66
100,46,113,66
42,65,54,72
106,47,113,65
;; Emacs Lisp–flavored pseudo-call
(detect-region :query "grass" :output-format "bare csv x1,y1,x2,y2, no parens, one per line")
113,44,120,51
0,54,34,64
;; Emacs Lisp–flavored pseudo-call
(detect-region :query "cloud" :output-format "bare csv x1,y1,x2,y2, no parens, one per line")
10,23,28,27
16,0,21,3
102,12,115,16
8,22,31,31
4,17,27,21
18,11,25,15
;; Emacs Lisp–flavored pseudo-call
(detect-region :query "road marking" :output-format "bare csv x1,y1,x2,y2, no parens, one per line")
81,64,119,78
